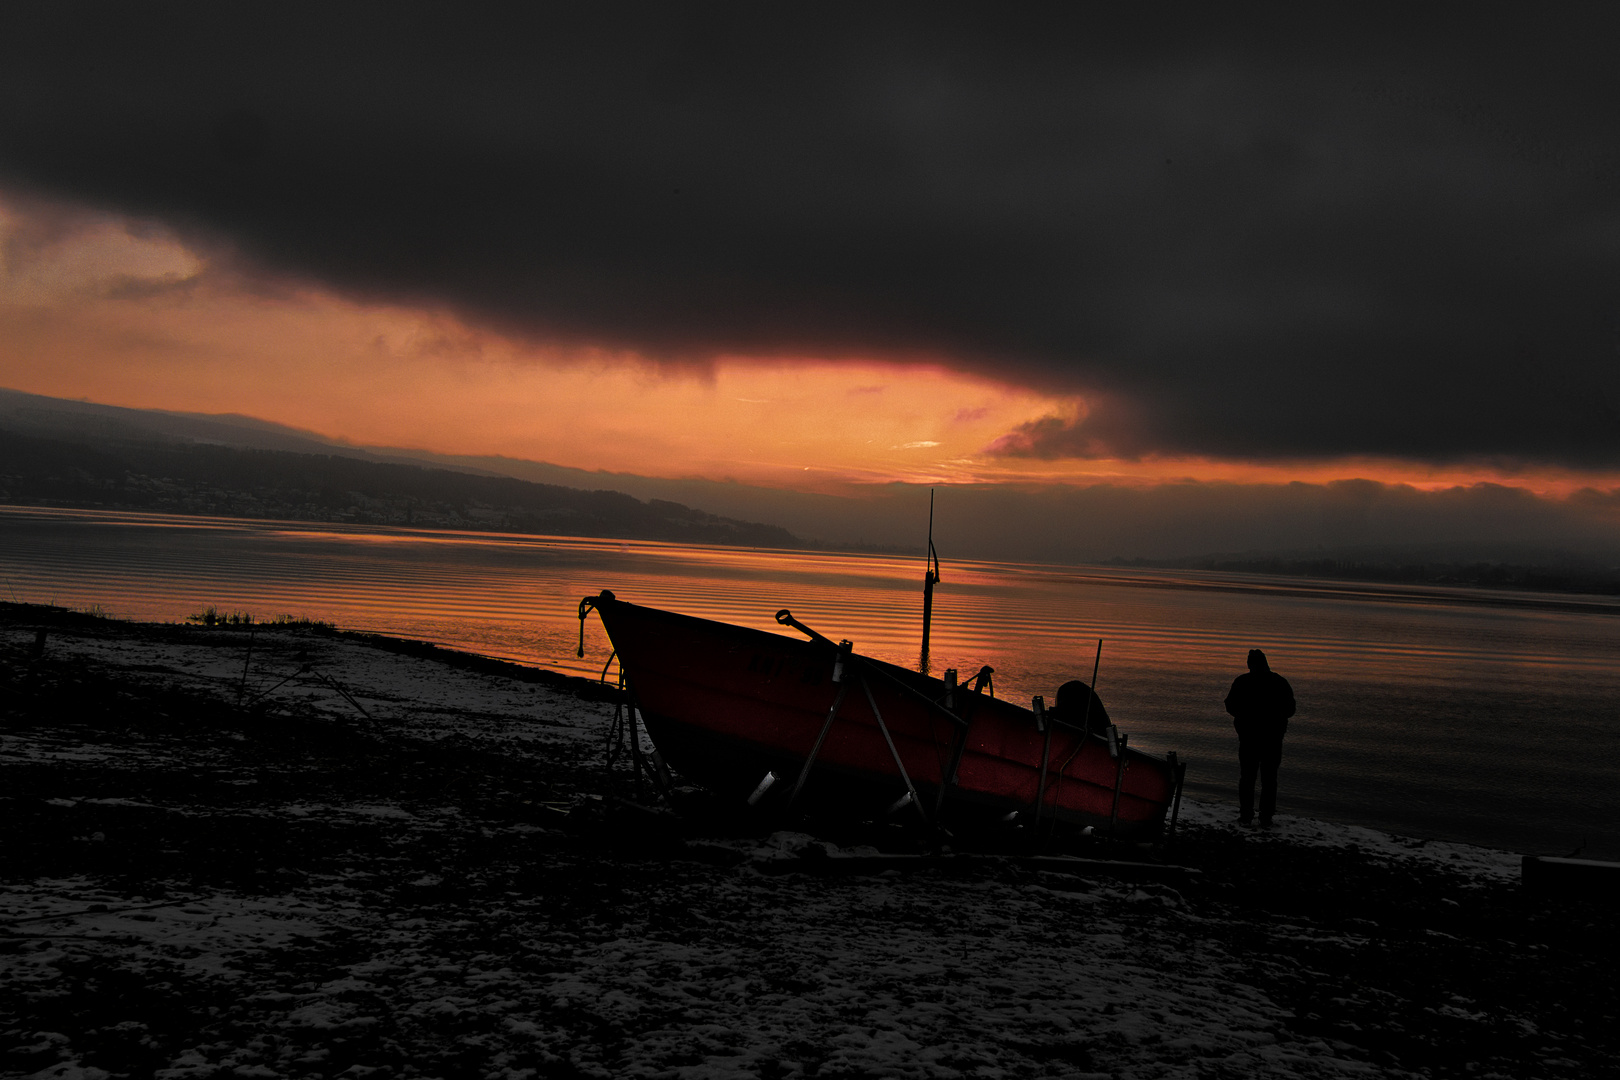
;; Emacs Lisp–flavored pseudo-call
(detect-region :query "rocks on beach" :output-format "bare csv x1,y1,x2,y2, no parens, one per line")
1,603,1615,1079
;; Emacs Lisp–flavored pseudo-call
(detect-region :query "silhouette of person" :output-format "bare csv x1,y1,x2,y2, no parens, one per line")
1224,649,1296,827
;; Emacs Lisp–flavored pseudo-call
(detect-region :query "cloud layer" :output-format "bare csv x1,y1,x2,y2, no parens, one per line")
2,5,1618,467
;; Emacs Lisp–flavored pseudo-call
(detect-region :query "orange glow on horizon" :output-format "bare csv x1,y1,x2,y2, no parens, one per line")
4,198,1619,503
944,454,1620,500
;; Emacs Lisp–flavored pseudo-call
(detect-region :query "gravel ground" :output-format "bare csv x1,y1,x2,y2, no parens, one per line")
2,603,1615,1080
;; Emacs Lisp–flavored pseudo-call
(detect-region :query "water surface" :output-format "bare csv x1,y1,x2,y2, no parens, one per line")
5,504,1617,858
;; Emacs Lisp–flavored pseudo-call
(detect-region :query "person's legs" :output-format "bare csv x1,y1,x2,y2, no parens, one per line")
1237,736,1259,823
1257,736,1284,824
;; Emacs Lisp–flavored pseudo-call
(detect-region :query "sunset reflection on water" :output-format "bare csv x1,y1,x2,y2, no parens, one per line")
5,504,1620,860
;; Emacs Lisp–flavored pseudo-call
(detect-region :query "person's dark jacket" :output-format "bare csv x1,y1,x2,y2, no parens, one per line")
1224,670,1296,739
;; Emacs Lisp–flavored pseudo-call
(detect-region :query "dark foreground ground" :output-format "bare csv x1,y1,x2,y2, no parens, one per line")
1,604,1615,1080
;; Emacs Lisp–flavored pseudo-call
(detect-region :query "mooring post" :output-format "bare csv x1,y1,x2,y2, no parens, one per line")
918,489,939,675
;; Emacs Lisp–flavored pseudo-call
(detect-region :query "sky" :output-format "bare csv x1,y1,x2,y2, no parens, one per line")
2,5,1620,560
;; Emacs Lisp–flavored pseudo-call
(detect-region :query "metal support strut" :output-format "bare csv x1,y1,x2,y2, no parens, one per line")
1163,752,1188,845
861,675,927,823
919,488,939,675
1107,731,1129,838
785,642,853,809
1032,695,1054,838
783,639,929,825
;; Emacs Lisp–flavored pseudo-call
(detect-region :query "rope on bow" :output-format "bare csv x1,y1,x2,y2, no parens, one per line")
577,590,614,657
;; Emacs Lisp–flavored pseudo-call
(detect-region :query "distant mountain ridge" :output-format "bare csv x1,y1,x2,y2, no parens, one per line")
0,389,802,547
0,387,911,543
0,387,501,469
4,388,1618,595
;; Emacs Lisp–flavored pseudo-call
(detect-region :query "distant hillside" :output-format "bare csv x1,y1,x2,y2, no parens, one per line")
0,386,401,459
0,426,803,547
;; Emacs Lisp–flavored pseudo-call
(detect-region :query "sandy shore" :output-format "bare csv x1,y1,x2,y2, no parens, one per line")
1,604,1614,1080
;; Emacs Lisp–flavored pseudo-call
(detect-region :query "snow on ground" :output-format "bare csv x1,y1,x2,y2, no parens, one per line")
2,612,1613,1079
0,848,1372,1080
1171,802,1523,885
0,621,608,748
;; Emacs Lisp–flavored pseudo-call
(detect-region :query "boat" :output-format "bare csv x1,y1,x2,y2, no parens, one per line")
578,589,1185,841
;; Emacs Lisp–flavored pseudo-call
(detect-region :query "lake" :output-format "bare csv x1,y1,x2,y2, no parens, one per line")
4,504,1618,859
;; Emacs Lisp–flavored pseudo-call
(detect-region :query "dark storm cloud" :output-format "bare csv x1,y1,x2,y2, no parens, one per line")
3,4,1619,466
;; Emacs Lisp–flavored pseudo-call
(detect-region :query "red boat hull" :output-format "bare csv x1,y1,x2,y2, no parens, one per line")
589,592,1176,838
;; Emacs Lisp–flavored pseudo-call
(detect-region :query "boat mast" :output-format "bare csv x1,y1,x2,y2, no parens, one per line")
919,488,940,674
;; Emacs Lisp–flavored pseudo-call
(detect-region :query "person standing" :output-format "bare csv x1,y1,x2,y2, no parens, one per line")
1224,649,1296,827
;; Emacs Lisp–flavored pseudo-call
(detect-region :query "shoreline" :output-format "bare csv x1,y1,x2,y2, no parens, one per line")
3,605,1615,1078
0,599,1561,861
8,507,1620,866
